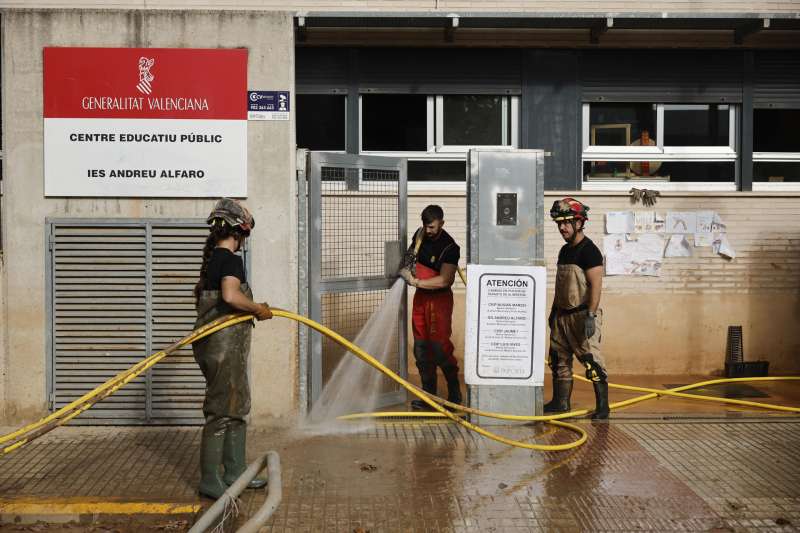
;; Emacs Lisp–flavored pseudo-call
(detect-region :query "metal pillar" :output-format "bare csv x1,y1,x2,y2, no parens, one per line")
466,149,546,425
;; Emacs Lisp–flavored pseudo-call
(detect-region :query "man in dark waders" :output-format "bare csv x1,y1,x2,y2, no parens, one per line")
545,197,610,420
399,205,463,410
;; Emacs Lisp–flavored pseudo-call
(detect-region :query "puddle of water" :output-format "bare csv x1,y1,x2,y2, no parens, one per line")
302,279,406,434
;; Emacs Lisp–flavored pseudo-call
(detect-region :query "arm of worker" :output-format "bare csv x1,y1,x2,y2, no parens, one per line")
221,276,273,320
412,263,457,290
585,265,603,313
583,265,603,339
399,228,421,273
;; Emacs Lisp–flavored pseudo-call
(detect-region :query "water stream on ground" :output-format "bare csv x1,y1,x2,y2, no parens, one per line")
302,278,406,434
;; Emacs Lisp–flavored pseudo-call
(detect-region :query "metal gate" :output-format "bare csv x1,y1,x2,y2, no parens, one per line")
46,219,245,425
298,151,408,411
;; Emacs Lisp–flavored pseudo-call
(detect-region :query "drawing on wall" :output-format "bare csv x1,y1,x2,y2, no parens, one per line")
634,211,655,233
606,211,634,234
694,233,714,247
696,211,715,234
665,234,693,257
713,234,736,259
604,233,664,276
603,209,734,275
653,212,666,232
666,212,697,234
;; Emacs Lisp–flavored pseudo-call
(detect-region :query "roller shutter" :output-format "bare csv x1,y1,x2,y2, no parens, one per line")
580,50,743,103
48,220,246,425
754,52,800,109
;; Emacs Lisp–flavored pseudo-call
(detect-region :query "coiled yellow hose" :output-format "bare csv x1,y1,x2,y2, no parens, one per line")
2,309,798,455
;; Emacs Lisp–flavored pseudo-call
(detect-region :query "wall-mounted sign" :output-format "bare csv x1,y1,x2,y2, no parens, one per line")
44,47,248,197
247,90,290,121
465,264,546,387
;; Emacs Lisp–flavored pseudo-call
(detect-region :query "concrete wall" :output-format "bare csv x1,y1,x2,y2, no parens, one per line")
408,190,800,377
1,9,297,425
0,257,6,421
2,1,799,13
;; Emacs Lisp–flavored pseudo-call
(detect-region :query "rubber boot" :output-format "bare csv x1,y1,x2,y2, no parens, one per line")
222,420,267,489
543,379,572,414
444,373,463,413
591,381,610,420
411,374,437,411
198,419,229,499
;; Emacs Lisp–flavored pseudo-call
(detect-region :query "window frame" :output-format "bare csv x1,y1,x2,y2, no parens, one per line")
752,107,800,192
581,103,738,192
295,92,348,154
359,94,519,190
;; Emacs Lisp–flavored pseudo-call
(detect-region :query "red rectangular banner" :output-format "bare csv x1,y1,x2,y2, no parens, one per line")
44,47,247,120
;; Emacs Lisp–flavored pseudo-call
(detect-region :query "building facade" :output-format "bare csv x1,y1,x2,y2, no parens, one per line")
1,2,799,425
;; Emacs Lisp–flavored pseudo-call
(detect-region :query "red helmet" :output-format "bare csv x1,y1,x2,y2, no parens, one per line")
550,197,589,222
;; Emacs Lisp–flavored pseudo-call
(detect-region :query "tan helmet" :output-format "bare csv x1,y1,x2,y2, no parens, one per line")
206,198,255,233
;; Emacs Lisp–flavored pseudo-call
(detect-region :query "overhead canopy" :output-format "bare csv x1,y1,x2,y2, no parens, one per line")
294,11,800,46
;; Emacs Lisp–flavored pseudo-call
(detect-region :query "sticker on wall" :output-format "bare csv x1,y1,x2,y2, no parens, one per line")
43,47,248,197
247,91,290,120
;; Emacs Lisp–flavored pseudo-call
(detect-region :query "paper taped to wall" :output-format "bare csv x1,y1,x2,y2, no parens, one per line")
666,212,697,234
665,234,693,257
604,233,664,276
606,211,634,234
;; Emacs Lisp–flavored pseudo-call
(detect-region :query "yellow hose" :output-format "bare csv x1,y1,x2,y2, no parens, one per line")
272,309,588,451
1,315,254,454
2,308,798,455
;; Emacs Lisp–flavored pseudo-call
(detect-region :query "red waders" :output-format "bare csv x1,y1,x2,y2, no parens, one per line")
411,263,462,403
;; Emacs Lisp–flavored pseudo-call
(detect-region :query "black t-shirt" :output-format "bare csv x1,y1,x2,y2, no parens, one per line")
205,248,246,290
412,228,460,273
557,237,604,271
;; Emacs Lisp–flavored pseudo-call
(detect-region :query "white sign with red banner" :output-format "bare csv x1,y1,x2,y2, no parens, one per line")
44,47,248,197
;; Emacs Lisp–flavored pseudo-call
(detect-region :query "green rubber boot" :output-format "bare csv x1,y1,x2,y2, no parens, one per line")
198,418,229,499
223,420,267,489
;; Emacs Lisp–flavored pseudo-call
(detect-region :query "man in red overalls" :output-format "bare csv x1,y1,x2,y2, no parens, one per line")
399,205,462,410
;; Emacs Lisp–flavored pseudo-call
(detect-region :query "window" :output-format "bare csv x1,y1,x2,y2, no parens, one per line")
753,109,800,189
360,94,518,183
407,160,466,182
296,95,346,151
590,103,657,146
361,94,427,151
439,95,510,147
582,103,737,190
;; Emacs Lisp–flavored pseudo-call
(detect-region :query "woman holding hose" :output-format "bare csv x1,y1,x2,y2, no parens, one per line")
192,198,272,499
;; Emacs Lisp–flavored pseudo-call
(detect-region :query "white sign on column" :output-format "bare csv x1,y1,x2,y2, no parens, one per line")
464,264,546,387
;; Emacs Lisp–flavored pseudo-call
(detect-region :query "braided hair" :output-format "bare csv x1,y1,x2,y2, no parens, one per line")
194,220,246,301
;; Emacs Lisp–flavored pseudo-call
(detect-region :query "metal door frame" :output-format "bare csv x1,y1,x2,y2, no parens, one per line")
298,151,408,412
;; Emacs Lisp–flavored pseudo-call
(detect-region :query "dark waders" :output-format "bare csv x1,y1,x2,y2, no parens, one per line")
192,284,266,499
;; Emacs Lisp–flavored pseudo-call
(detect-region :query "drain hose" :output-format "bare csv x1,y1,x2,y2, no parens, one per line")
2,310,799,454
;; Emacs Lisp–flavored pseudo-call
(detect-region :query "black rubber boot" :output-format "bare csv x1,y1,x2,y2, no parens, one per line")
198,419,229,499
411,374,438,411
543,379,573,414
223,420,267,489
445,372,462,405
591,381,610,420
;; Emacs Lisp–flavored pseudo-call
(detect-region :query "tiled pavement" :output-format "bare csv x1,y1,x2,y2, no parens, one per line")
1,418,799,531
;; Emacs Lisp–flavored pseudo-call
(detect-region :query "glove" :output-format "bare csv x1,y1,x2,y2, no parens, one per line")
584,311,596,339
254,303,273,321
548,308,556,331
643,189,660,206
398,268,414,285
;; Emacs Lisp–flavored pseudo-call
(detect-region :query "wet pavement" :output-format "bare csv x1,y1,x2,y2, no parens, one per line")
1,376,799,531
